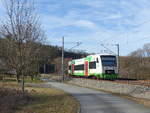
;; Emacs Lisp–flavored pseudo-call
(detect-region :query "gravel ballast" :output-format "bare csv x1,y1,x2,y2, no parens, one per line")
68,78,150,99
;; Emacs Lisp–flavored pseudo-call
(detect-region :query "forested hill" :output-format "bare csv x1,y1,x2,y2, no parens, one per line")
1,37,150,79
0,38,87,60
0,38,88,74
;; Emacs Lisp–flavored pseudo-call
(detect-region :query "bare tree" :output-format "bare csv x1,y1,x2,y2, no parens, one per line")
143,43,150,57
0,0,45,95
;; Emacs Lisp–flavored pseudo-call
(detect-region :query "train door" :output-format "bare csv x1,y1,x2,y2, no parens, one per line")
71,64,74,75
84,61,88,76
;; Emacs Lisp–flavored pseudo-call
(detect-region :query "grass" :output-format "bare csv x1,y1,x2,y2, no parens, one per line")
0,75,44,83
16,87,79,113
0,80,79,113
24,76,44,83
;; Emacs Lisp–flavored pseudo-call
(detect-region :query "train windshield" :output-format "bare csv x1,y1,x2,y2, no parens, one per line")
101,56,117,66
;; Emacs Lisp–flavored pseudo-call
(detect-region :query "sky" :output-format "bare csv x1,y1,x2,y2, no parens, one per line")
1,0,150,56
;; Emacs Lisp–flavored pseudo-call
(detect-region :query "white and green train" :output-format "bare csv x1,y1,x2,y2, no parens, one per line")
68,54,118,79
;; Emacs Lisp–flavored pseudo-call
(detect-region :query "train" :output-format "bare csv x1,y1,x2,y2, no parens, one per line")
68,54,118,79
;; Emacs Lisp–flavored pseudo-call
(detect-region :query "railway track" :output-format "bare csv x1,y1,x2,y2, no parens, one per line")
115,79,150,87
69,75,150,87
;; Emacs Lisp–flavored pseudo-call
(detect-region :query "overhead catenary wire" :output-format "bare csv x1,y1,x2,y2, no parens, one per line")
100,44,117,55
69,42,82,50
101,19,150,46
122,35,150,46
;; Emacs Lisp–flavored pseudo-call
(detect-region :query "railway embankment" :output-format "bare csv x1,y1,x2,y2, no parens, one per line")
67,78,150,100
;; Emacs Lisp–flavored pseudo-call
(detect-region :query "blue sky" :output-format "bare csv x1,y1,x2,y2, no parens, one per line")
1,0,150,56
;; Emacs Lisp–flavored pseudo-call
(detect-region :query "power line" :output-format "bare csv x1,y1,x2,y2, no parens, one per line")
101,19,150,45
69,42,82,50
100,43,118,55
136,19,150,27
122,35,150,46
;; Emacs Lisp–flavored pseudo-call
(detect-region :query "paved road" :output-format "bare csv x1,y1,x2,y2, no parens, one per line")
47,81,150,113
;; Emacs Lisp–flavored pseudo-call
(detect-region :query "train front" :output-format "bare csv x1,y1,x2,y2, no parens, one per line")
100,55,118,77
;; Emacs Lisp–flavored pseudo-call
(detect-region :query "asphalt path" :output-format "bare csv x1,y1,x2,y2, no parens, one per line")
46,80,150,113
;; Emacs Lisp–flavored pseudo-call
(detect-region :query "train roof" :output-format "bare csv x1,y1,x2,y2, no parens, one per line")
87,53,117,57
68,53,117,63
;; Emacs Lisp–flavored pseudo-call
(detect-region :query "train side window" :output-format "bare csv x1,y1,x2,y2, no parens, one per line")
89,61,96,69
69,66,71,70
74,64,84,70
96,58,99,63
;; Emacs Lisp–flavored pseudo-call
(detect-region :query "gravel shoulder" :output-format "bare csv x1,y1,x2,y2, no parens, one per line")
47,81,150,113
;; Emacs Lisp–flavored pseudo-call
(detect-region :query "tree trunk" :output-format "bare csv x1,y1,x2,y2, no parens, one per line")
31,75,34,81
16,74,20,83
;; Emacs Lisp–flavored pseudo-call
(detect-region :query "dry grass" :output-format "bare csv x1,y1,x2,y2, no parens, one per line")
16,87,79,113
0,82,28,113
1,76,44,84
0,81,79,113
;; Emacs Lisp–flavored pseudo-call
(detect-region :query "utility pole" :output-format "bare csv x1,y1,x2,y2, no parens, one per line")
44,64,46,74
116,44,120,75
61,37,64,82
61,38,82,82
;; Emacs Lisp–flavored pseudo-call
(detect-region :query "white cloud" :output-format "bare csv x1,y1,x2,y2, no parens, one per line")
36,0,150,55
103,13,122,20
78,0,105,8
0,0,149,55
40,10,98,30
74,20,97,29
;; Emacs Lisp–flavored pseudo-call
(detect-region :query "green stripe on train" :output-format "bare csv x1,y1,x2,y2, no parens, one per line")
90,73,118,79
72,73,118,79
85,56,92,62
73,72,84,76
